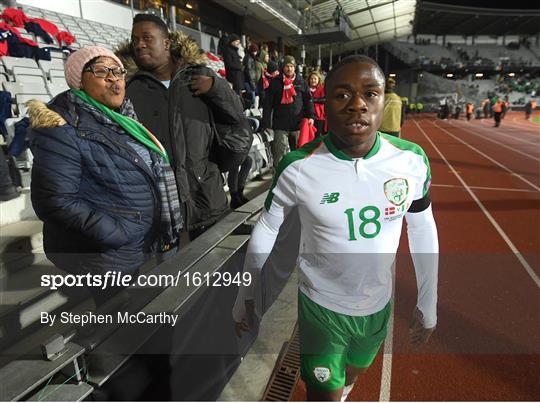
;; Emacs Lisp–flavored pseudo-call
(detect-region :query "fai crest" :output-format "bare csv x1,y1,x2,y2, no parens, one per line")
384,178,409,206
313,367,331,383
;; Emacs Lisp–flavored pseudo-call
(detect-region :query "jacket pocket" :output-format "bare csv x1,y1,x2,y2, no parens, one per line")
93,203,143,220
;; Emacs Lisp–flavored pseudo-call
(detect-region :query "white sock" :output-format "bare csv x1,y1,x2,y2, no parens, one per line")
341,383,354,402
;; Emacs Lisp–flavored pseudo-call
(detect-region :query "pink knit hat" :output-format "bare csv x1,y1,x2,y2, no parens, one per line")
65,46,124,89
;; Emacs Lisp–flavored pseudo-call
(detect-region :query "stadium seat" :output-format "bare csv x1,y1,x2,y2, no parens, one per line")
20,33,35,41
39,60,64,77
45,81,69,97
49,69,66,81
12,66,44,78
2,57,39,74
14,74,47,84
3,81,49,96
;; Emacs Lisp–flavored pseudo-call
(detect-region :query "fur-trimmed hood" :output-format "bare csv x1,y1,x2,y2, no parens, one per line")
114,30,207,81
27,99,66,129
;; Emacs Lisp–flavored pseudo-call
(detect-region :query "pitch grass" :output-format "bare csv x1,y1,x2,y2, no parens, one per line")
532,116,540,124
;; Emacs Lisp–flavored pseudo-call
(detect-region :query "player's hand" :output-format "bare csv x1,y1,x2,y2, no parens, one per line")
234,299,255,338
190,75,214,96
409,307,435,346
308,118,314,126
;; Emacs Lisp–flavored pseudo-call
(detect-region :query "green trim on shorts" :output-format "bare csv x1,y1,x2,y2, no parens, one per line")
298,291,392,391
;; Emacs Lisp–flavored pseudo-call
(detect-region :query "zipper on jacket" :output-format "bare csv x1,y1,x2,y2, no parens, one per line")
99,206,142,220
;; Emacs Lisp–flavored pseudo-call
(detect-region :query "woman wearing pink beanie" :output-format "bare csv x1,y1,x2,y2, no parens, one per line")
27,46,182,307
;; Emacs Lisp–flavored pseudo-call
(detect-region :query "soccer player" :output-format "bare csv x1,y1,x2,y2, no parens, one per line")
233,55,439,401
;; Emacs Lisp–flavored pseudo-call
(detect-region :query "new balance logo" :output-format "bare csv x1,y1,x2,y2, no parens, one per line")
320,192,340,204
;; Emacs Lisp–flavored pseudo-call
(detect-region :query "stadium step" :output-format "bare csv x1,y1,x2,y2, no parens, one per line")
0,258,70,349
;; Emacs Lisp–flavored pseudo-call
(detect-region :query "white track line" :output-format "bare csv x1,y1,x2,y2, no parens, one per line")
414,119,540,288
467,120,540,146
445,121,540,162
378,264,395,402
478,118,540,139
430,121,540,192
510,117,540,132
432,183,539,193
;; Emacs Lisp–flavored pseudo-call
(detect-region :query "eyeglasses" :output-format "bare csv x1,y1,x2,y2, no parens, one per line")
83,65,127,79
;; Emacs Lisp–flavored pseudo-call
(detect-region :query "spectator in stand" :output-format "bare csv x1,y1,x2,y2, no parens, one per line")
167,31,239,239
124,14,230,240
254,47,268,107
217,31,229,56
243,42,259,110
466,102,474,121
379,77,402,137
262,55,314,168
493,97,504,127
307,70,326,137
28,46,182,305
223,33,244,96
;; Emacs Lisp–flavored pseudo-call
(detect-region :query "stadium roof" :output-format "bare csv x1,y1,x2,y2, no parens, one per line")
306,0,416,48
214,0,417,48
414,1,540,36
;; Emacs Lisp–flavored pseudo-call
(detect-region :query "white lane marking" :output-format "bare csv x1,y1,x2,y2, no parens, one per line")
468,120,539,146
478,118,540,140
379,264,396,402
414,119,540,288
445,121,540,162
432,183,539,193
510,117,540,132
431,121,540,192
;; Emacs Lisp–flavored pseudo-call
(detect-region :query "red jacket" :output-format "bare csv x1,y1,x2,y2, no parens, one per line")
309,84,325,121
1,8,29,27
30,18,59,37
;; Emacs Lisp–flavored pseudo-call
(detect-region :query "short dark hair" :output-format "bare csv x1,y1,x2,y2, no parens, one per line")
133,13,169,37
325,55,384,89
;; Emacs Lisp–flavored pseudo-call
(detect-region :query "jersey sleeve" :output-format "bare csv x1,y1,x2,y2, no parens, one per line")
405,205,439,328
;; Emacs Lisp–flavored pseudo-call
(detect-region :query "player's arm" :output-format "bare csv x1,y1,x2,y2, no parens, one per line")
232,162,299,336
405,183,439,345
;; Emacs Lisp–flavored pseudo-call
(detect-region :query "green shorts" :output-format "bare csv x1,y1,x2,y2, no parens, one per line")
298,291,392,391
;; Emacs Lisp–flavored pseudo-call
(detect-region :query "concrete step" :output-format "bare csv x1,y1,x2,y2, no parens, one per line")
0,220,44,275
0,189,36,227
0,259,71,349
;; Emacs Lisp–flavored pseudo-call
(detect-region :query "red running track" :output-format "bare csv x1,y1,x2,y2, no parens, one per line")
292,113,539,401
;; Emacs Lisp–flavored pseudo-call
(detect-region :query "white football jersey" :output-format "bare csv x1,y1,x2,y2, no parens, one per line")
264,132,432,316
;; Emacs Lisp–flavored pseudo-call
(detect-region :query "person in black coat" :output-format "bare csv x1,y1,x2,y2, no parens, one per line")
223,33,244,95
29,46,182,305
123,15,230,239
168,31,242,238
262,55,314,168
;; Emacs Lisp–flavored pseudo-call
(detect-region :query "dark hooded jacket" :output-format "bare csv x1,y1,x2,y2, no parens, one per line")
223,41,243,92
28,94,159,275
121,33,241,231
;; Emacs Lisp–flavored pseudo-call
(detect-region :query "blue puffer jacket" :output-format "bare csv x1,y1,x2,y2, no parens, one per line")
28,92,160,275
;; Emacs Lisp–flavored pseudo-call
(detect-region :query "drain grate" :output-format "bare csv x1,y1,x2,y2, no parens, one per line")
261,323,301,401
